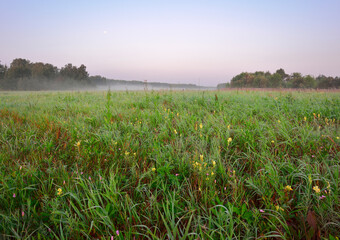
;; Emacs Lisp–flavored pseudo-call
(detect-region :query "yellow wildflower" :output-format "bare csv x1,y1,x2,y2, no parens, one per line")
313,185,320,193
151,167,156,172
212,161,216,166
304,116,307,121
271,140,274,143
284,185,293,191
199,123,203,129
275,205,284,211
308,174,312,184
200,154,203,162
227,137,232,144
75,141,81,147
277,120,281,123
57,188,62,196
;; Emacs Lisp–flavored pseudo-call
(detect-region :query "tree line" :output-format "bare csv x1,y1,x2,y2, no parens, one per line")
218,69,340,89
0,58,93,90
0,58,203,91
1,60,339,90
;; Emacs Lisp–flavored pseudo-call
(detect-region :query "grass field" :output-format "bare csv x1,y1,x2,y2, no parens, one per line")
0,90,339,239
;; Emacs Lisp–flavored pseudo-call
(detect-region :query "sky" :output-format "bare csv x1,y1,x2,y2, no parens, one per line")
1,0,340,86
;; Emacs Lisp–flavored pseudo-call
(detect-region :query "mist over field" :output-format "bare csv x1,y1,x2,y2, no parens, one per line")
96,85,211,91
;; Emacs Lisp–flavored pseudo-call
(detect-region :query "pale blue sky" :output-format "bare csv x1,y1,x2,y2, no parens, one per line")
1,0,339,86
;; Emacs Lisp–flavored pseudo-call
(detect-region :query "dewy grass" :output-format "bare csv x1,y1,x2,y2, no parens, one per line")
0,90,339,239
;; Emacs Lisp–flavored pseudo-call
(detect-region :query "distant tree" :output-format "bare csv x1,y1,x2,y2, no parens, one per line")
316,75,327,89
303,75,316,88
6,58,32,89
254,71,265,77
334,77,340,88
60,63,88,81
227,69,340,89
316,75,340,89
288,73,304,88
269,73,283,88
275,68,288,79
244,73,255,87
77,64,89,80
89,75,107,85
31,62,58,80
223,69,339,90
7,58,31,79
258,75,269,88
60,63,77,80
230,73,244,87
0,62,8,90
264,71,271,79
0,61,7,80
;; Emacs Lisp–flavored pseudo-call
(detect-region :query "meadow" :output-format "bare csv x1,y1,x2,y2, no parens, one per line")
0,90,339,240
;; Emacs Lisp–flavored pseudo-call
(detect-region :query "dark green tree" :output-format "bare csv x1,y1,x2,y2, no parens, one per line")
288,73,304,88
275,68,288,79
269,73,283,87
60,63,77,79
60,63,88,81
6,58,32,89
303,75,316,88
0,61,7,80
0,62,8,90
316,75,340,89
31,62,58,80
77,64,89,80
7,58,31,79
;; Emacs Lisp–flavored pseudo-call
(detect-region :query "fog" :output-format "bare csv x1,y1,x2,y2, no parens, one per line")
95,83,215,91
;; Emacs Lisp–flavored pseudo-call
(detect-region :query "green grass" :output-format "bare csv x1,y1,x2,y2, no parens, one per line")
0,90,339,239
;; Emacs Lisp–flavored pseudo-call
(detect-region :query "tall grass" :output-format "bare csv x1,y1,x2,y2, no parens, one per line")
0,90,339,239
